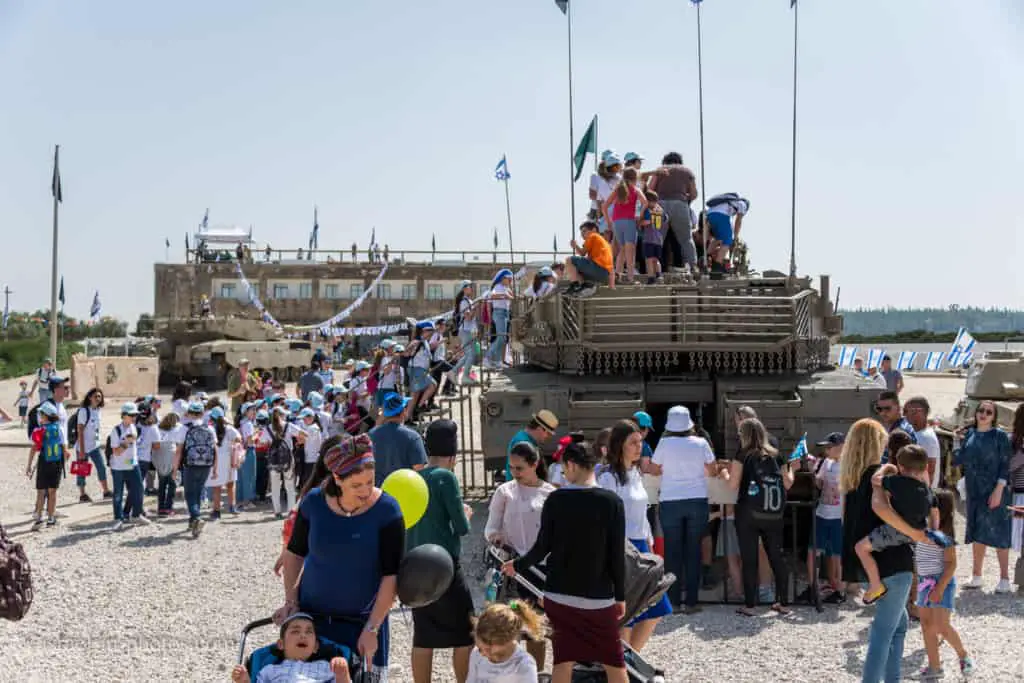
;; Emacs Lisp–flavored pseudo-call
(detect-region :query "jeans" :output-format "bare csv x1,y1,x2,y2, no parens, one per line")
75,447,108,488
236,447,257,503
183,465,212,521
454,328,477,380
736,512,790,608
157,471,177,511
660,498,709,606
862,571,913,683
486,308,510,364
111,467,144,521
138,460,153,491
660,199,698,267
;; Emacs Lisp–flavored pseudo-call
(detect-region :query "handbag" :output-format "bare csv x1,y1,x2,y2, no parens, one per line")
0,521,33,621
69,458,92,478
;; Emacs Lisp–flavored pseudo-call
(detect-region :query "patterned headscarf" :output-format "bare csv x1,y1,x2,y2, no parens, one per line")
324,434,375,478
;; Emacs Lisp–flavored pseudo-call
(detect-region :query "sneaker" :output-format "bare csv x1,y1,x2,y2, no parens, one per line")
79,494,92,503
959,657,975,677
102,491,114,500
46,517,57,528
961,575,984,590
111,520,125,532
917,666,944,680
576,283,598,299
822,591,847,605
994,578,1013,594
191,519,205,538
31,518,44,531
133,515,152,525
210,510,221,521
564,282,583,295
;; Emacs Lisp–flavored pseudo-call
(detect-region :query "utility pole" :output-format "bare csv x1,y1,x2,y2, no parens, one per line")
3,286,12,342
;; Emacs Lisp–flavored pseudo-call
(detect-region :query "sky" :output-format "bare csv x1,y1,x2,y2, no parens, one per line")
0,0,1021,322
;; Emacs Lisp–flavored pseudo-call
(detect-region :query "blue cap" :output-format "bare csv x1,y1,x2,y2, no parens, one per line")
600,149,616,162
285,398,303,413
492,268,513,286
604,154,622,167
415,320,433,331
186,401,204,414
47,375,67,389
379,339,396,350
633,411,653,429
354,360,371,371
307,391,324,408
381,392,410,418
623,152,644,163
208,406,225,420
459,279,472,289
298,407,315,418
39,402,60,418
121,402,140,416
539,266,554,277
256,410,270,421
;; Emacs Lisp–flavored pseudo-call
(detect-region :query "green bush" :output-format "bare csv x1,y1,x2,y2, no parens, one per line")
0,339,84,380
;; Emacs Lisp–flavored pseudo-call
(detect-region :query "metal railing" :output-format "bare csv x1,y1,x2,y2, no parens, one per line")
186,248,568,267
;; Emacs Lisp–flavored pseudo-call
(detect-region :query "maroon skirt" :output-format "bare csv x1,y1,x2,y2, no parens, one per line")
543,597,625,668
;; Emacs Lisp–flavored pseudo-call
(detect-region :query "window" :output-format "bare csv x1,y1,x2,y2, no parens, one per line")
426,284,444,301
376,284,392,299
349,284,365,299
218,283,236,299
323,284,340,300
298,283,313,299
401,284,417,300
272,284,289,300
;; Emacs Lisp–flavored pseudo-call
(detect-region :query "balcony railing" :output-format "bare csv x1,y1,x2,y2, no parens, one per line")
184,248,568,267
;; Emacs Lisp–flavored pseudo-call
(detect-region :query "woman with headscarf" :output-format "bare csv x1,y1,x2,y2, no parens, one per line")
276,434,404,675
484,269,514,370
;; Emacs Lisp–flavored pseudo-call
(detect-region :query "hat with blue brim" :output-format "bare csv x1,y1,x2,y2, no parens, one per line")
285,398,303,413
380,392,411,418
298,407,315,418
39,402,60,418
623,152,644,164
459,279,473,289
121,402,140,416
354,360,371,371
633,411,653,429
186,401,205,414
208,406,225,420
604,154,622,168
307,391,325,408
47,375,67,389
492,268,514,286
539,266,554,278
380,339,396,350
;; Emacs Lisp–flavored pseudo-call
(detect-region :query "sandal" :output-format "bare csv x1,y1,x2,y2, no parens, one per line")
770,603,792,616
862,585,888,605
735,607,757,617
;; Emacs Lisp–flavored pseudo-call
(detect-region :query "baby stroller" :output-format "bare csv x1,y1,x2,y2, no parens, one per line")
237,616,383,682
485,545,672,683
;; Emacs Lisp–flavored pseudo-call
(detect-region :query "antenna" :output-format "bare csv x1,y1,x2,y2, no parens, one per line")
788,1,799,278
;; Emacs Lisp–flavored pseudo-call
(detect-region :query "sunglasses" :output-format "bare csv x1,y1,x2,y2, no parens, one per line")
977,409,994,417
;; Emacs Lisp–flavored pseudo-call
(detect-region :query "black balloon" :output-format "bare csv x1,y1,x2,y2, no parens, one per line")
397,544,454,608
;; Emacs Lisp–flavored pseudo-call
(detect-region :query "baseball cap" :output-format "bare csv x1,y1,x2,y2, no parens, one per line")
298,407,315,418
307,391,324,408
186,401,204,415
816,432,846,447
39,402,60,418
279,612,315,638
623,152,644,163
121,402,140,416
48,375,67,389
208,406,225,420
632,411,653,429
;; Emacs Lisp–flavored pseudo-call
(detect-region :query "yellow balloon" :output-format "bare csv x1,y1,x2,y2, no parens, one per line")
381,468,429,529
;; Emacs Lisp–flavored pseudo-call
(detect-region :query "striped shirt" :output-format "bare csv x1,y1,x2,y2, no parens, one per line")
255,658,335,683
914,541,948,577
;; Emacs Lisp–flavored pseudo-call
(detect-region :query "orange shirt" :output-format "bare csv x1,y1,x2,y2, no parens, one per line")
583,232,613,273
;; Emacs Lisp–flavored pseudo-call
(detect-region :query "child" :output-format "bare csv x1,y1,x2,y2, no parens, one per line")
154,412,183,516
601,167,649,282
15,381,30,426
109,402,146,530
467,602,545,683
804,432,845,603
638,190,666,284
25,402,64,530
231,612,350,683
856,445,937,604
296,407,322,490
917,489,974,679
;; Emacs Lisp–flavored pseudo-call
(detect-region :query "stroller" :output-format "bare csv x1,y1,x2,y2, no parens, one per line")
237,616,383,683
485,545,672,683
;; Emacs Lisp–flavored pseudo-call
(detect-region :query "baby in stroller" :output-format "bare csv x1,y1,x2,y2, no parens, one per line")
233,613,352,683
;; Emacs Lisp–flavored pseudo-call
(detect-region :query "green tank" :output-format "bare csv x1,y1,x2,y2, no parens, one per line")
938,350,1024,432
479,272,883,483
155,317,313,389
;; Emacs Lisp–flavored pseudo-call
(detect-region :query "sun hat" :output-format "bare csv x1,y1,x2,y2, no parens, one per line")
633,411,653,429
623,152,644,163
393,344,405,353
324,434,374,478
531,409,558,433
208,406,225,420
354,360,371,372
604,154,622,168
600,149,617,162
298,407,315,419
186,401,204,414
665,405,694,432
285,398,303,413
380,339,396,350
307,391,325,409
381,392,411,418
121,402,140,416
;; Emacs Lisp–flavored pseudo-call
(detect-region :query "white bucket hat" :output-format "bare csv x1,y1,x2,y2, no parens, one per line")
665,405,694,432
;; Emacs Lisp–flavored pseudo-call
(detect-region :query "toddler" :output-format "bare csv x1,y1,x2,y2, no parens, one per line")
16,380,30,425
232,613,350,683
467,601,546,683
638,190,666,284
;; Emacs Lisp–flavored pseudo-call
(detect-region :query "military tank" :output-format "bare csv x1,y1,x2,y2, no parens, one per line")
155,317,313,389
479,272,884,482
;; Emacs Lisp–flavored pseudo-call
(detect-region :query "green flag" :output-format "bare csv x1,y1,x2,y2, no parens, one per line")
573,115,597,181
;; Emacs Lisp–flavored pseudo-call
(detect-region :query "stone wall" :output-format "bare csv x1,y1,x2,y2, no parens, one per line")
71,355,160,402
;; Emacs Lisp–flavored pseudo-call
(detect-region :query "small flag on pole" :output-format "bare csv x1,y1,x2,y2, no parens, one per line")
310,206,319,250
788,434,808,462
58,277,65,306
51,145,63,203
866,348,886,369
165,237,171,248
493,228,499,249
185,233,190,252
370,226,376,249
573,115,597,181
90,291,102,319
837,345,858,368
495,155,510,181
923,352,944,372
554,0,568,14
791,0,797,8
896,351,916,371
431,234,437,253
949,327,976,359
201,208,209,230
553,234,558,252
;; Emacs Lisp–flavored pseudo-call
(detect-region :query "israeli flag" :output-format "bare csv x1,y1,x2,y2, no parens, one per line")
494,155,510,181
866,348,886,369
949,327,976,358
90,291,102,319
949,349,974,368
923,351,944,371
896,350,917,371
788,433,808,462
201,208,209,230
837,345,858,367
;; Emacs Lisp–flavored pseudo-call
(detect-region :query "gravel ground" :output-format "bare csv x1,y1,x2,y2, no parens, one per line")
1,373,1023,681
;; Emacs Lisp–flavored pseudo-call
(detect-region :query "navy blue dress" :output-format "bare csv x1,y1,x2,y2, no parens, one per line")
955,428,1013,548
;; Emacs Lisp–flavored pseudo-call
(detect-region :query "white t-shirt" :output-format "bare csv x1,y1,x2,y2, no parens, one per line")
172,399,188,418
490,283,511,311
526,281,555,299
548,462,566,487
300,421,322,463
598,468,652,541
76,406,102,453
467,644,538,683
258,423,303,450
54,401,69,449
239,419,255,447
108,423,139,471
652,435,716,502
136,424,161,463
457,297,477,333
916,426,942,488
430,331,447,362
410,340,432,370
589,173,619,213
815,458,843,520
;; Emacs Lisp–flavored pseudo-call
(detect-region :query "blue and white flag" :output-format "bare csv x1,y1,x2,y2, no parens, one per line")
309,206,319,250
896,350,917,371
949,349,973,368
495,155,510,181
89,291,102,319
837,345,858,368
866,348,886,370
201,208,209,230
923,351,944,372
370,226,376,249
949,327,976,358
788,434,808,462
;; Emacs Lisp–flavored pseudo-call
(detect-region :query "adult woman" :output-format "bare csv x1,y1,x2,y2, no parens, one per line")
725,418,794,616
841,419,888,597
207,406,241,519
485,269,514,370
277,434,404,673
649,405,716,612
485,441,554,669
647,152,698,269
235,402,258,509
452,281,478,385
954,400,1014,592
503,438,627,683
74,387,110,502
598,420,671,651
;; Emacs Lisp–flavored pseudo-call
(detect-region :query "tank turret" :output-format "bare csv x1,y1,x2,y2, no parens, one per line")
941,350,1024,431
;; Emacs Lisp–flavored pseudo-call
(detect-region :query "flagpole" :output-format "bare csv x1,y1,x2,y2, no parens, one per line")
566,0,577,241
695,4,709,273
788,0,799,278
503,166,514,263
48,145,60,366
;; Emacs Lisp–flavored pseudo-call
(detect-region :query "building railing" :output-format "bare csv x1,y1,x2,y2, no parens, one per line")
186,247,569,267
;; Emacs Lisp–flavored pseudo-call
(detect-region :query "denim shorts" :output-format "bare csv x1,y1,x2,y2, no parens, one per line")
916,575,956,610
569,256,609,285
613,219,638,245
707,212,734,246
409,366,434,393
814,517,843,557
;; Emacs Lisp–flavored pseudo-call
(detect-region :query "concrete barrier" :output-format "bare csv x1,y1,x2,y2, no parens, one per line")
71,354,159,402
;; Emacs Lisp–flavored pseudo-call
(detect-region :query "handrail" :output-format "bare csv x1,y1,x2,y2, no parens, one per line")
185,247,568,266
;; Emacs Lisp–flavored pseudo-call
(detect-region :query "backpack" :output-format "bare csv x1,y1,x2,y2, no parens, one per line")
39,424,64,464
0,522,33,621
103,424,125,461
740,452,787,521
66,407,91,449
182,422,216,467
267,430,294,473
24,400,55,440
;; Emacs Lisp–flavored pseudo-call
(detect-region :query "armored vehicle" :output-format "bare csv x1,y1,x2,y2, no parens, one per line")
155,317,313,388
480,273,884,483
937,350,1024,432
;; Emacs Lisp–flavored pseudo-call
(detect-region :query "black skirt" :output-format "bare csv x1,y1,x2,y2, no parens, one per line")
411,563,475,649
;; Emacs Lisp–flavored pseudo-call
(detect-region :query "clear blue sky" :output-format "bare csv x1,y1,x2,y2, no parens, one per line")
1,0,1021,322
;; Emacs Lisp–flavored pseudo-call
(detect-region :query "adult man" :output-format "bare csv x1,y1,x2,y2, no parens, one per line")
647,152,698,269
298,357,326,402
28,358,56,404
904,396,941,487
368,392,427,486
505,410,558,482
874,390,917,463
226,358,260,417
880,355,904,394
704,192,750,275
565,220,614,297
